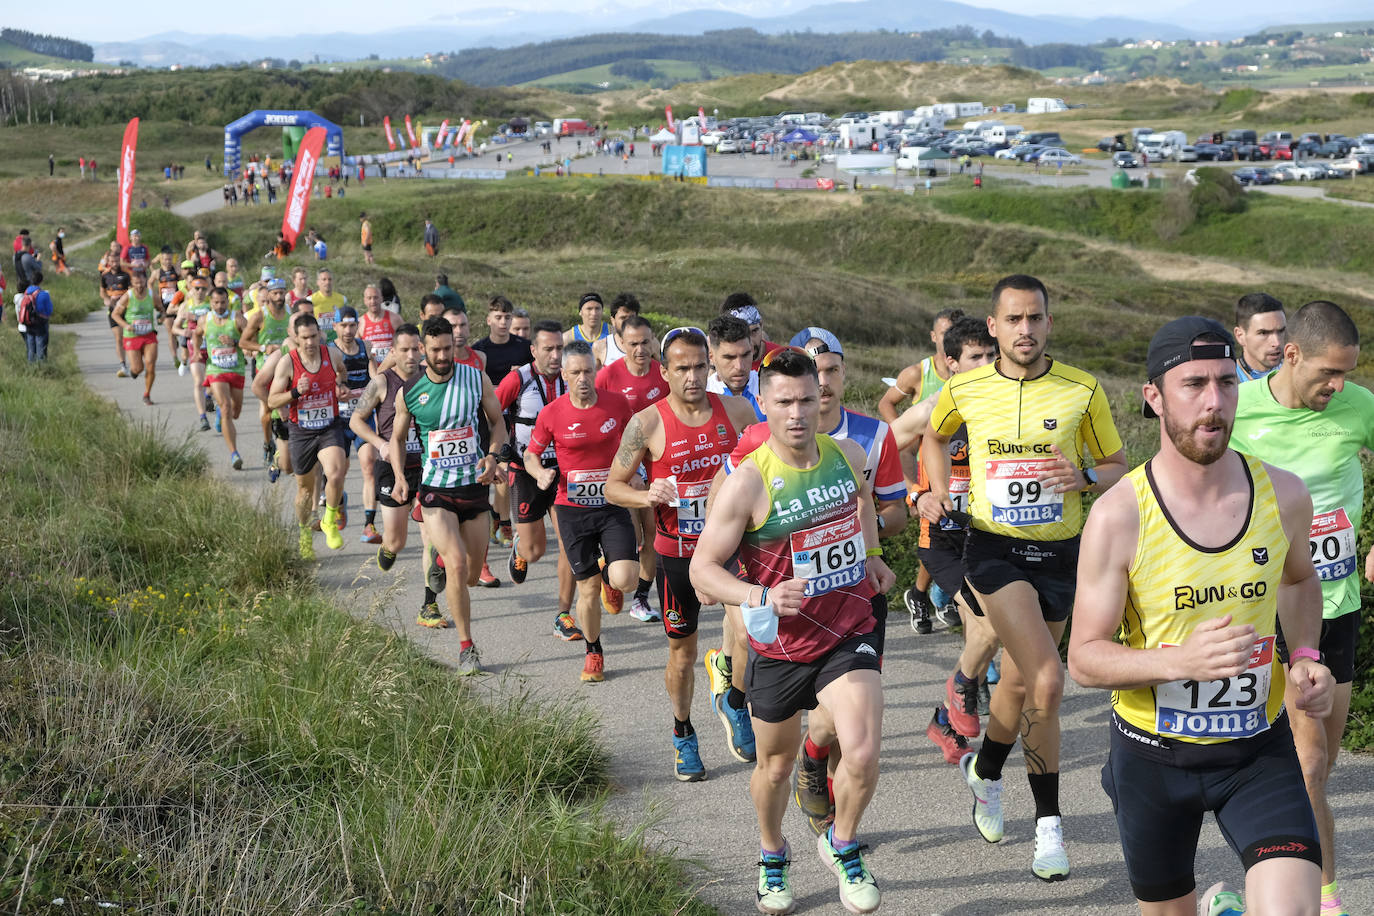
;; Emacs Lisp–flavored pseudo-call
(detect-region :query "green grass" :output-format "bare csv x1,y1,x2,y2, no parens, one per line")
1326,180,1374,204
0,38,112,69
0,331,714,914
520,58,739,91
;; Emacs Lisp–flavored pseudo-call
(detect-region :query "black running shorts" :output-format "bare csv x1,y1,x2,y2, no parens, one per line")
418,483,490,523
510,464,557,525
377,462,422,509
961,528,1078,623
555,504,638,580
1102,712,1320,903
288,420,345,476
1277,610,1360,684
918,528,967,604
746,628,881,723
657,554,701,639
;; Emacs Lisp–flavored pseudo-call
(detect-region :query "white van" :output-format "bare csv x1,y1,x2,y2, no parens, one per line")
1028,97,1068,114
982,124,1023,146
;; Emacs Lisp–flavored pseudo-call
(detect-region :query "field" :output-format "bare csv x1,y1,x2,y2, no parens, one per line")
520,58,742,92
0,37,113,70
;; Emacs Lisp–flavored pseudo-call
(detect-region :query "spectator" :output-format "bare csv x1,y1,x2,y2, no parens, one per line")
378,277,402,316
49,229,69,275
423,217,439,257
12,229,32,287
18,269,54,362
433,273,466,313
48,153,54,176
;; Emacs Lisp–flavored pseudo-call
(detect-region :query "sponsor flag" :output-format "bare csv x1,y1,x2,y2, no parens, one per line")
698,106,707,127
383,115,397,151
436,119,451,147
281,126,325,253
404,114,418,148
116,117,139,249
665,106,675,130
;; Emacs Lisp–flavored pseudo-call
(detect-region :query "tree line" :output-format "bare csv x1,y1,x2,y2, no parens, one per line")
432,27,1025,86
1,27,94,63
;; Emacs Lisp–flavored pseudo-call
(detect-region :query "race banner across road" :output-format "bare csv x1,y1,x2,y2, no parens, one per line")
281,126,325,252
116,117,139,249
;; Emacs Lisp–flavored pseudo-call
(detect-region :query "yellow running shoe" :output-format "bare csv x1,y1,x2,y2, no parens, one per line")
322,505,344,550
704,647,732,702
298,525,315,561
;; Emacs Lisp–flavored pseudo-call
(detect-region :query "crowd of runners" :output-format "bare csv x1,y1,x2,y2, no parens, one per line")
92,232,1372,916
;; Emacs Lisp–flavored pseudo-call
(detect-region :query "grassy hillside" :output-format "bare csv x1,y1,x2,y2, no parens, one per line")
0,37,107,68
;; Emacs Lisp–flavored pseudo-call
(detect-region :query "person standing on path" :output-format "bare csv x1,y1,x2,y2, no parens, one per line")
423,218,439,258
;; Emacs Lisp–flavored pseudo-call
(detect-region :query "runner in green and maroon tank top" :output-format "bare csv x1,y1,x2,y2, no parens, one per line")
240,279,293,470
689,346,894,916
198,287,248,470
111,269,159,405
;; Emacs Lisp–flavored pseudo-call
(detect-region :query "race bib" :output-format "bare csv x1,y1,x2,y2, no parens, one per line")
371,345,391,365
940,469,971,532
566,468,609,507
1310,508,1357,582
161,289,174,304
131,319,153,336
338,389,363,419
789,513,866,598
404,423,422,454
1155,636,1274,739
427,426,479,471
297,393,335,430
675,481,710,536
210,347,238,370
986,458,1063,527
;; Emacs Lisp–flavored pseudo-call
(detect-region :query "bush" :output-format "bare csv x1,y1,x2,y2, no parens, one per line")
1154,186,1196,241
1189,166,1247,220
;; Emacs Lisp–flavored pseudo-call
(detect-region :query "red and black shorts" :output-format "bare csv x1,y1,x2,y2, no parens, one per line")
418,482,490,524
510,464,557,524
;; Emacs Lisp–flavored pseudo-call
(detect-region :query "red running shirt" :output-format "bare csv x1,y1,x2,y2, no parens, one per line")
647,394,737,558
595,359,667,412
528,391,632,509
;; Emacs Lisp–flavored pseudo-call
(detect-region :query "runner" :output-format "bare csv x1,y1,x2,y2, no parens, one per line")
389,316,508,674
1068,315,1334,916
288,267,313,309
595,314,667,621
99,243,132,377
918,274,1128,881
527,340,638,682
239,277,293,475
564,292,611,345
592,292,659,367
510,307,531,342
223,257,246,300
195,285,248,469
444,307,499,588
359,212,375,265
689,345,894,916
496,319,578,638
473,295,532,553
606,326,757,781
1229,300,1374,916
877,308,964,423
331,307,377,539
360,284,400,369
720,291,783,369
706,314,764,420
119,228,149,274
890,317,999,763
170,273,215,431
110,269,158,405
1233,292,1286,382
267,313,350,559
310,268,347,343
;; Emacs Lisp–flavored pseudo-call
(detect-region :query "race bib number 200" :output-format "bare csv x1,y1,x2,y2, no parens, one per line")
1155,636,1274,739
985,458,1063,527
566,468,609,507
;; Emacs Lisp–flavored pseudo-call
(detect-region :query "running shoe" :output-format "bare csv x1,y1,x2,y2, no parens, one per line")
987,655,1000,685
1031,815,1069,882
476,562,499,588
116,363,129,378
427,544,447,593
230,450,242,470
793,745,832,818
215,407,222,433
704,647,732,703
267,461,280,484
203,391,213,413
376,547,397,571
756,842,795,916
360,524,382,544
629,594,659,621
817,829,880,914
935,603,961,630
298,525,315,561
945,674,982,738
508,539,528,584
142,394,153,406
925,705,971,765
411,503,423,523
457,644,482,675
713,692,757,763
198,414,210,432
960,752,1004,843
806,810,835,839
497,522,513,548
322,507,344,550
178,362,188,377
262,442,273,465
672,732,706,782
580,651,605,683
600,570,623,615
904,586,933,634
417,603,449,629
977,678,992,717
1200,882,1245,916
553,612,584,641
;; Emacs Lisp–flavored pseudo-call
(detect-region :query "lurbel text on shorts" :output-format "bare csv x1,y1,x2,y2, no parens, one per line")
670,453,724,474
987,440,1053,456
1173,581,1266,611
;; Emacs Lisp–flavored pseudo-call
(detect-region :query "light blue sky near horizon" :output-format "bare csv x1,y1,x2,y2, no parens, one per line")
6,0,1286,46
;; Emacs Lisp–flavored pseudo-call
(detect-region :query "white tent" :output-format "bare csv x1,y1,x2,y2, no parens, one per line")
650,128,676,144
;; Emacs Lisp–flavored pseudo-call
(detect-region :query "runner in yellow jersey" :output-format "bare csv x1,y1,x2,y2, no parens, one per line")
1069,315,1334,916
918,274,1128,881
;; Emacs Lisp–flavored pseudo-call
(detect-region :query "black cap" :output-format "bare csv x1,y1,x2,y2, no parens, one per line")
336,305,359,322
1142,316,1237,418
578,292,603,307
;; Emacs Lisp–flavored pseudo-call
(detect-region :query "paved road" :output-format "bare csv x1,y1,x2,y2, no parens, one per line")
63,309,1374,915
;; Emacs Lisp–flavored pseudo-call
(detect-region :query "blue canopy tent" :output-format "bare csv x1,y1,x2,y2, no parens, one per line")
780,128,819,144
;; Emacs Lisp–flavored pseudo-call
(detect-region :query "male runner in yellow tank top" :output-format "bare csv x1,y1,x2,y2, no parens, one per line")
1069,315,1334,916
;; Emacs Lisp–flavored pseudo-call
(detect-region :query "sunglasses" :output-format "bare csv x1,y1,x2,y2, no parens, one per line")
759,345,811,368
661,326,705,350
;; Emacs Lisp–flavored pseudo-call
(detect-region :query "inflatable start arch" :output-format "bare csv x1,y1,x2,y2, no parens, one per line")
223,110,344,176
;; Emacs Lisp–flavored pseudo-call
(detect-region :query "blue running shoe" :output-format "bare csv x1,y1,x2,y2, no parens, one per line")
987,655,1000,685
673,732,706,782
713,691,757,763
215,406,222,433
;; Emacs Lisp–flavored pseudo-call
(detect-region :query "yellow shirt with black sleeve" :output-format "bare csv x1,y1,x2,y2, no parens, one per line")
1112,453,1288,745
929,358,1122,542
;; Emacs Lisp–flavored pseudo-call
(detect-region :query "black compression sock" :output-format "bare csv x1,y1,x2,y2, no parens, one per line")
423,586,437,605
726,687,746,710
364,509,377,526
975,736,1016,782
586,639,603,654
673,718,694,738
635,577,653,599
1028,772,1061,820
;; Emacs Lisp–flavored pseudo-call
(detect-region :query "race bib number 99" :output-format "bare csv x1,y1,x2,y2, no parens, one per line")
1310,508,1356,582
675,481,710,536
788,513,866,598
428,427,478,471
566,468,609,507
986,458,1063,527
1155,636,1274,739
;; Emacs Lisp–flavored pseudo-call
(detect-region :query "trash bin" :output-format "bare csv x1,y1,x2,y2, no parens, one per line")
1147,176,1164,190
1110,170,1130,189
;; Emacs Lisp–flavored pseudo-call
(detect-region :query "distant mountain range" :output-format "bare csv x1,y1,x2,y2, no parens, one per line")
87,0,1360,68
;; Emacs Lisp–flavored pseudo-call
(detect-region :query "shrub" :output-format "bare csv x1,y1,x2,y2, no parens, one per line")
1189,166,1247,221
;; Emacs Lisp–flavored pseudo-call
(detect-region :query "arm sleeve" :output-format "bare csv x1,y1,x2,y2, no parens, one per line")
1081,383,1125,460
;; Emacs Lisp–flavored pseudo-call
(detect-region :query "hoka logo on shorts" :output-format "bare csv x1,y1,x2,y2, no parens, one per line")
988,440,1053,456
1173,581,1266,611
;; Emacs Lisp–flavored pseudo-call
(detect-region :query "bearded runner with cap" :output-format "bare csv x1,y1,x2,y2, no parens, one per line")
918,274,1128,882
606,326,757,783
1229,300,1374,916
197,285,248,470
1069,315,1334,916
690,345,894,916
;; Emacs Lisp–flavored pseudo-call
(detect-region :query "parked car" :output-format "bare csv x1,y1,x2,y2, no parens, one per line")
1233,143,1265,161
1034,149,1082,166
1317,140,1351,158
1194,143,1234,161
1315,161,1347,179
1269,164,1302,182
1290,162,1324,180
1177,145,1199,162
1112,151,1141,168
715,138,741,153
995,144,1040,160
1233,167,1275,185
1271,142,1295,161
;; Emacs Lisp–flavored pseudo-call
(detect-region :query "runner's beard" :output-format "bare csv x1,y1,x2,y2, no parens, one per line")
1164,410,1231,465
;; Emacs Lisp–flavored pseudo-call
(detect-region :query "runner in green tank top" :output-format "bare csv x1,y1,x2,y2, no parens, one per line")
240,280,294,472
111,270,160,404
390,316,509,673
199,287,248,470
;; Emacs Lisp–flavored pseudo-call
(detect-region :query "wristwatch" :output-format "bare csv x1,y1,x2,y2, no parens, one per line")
1290,647,1325,666
1082,467,1099,490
